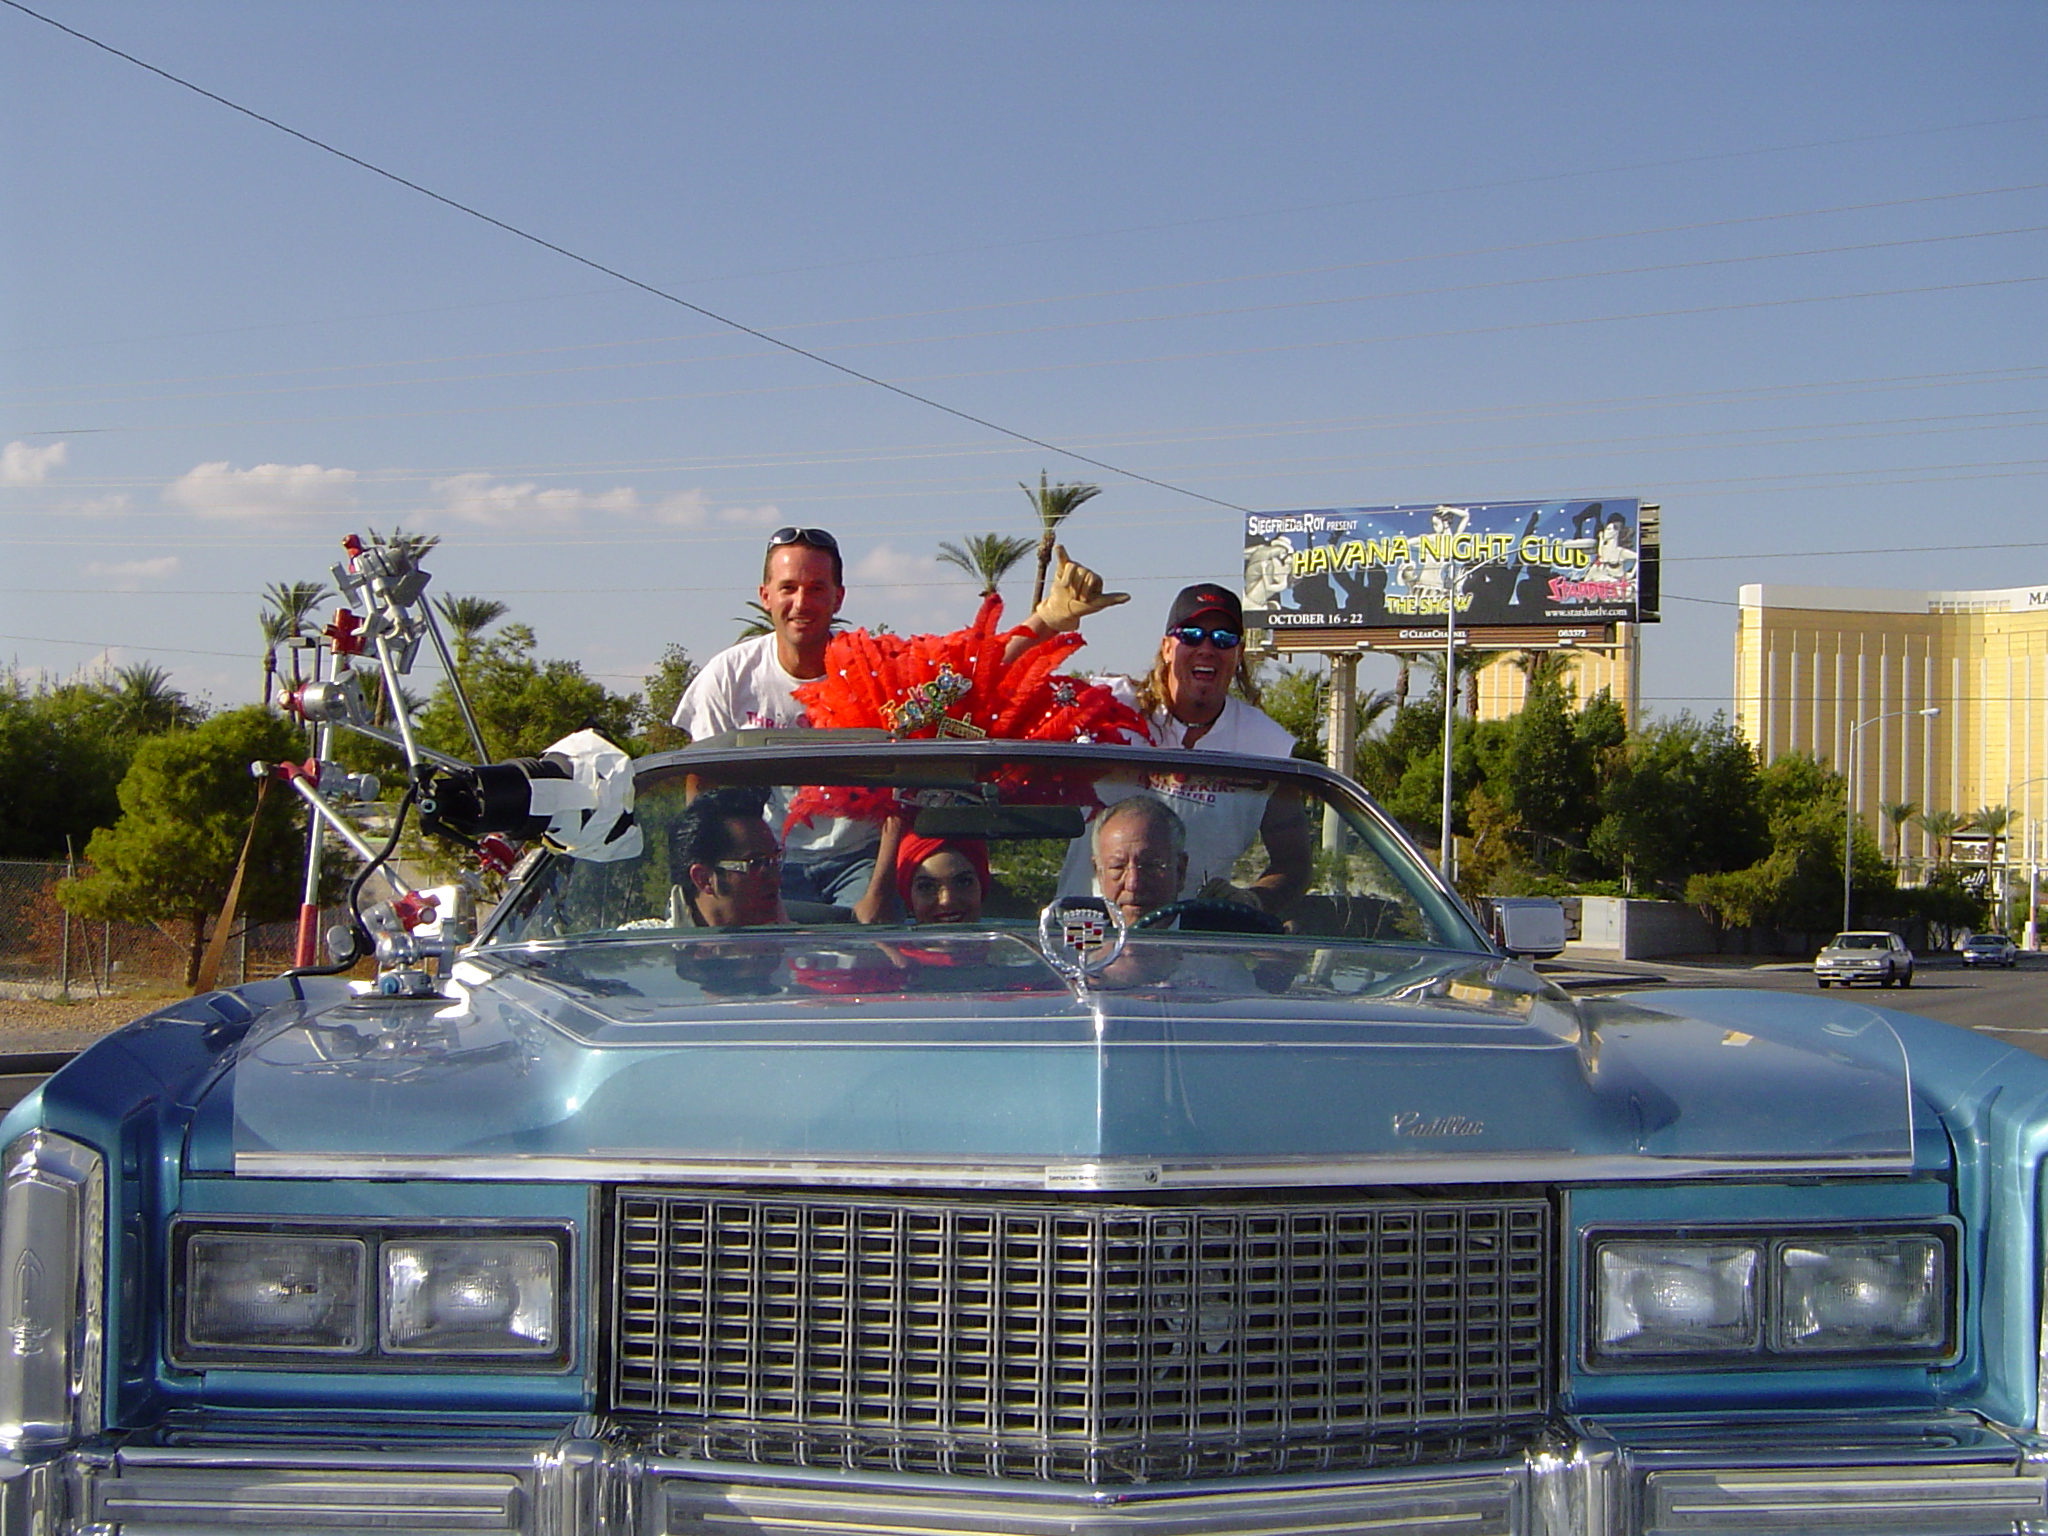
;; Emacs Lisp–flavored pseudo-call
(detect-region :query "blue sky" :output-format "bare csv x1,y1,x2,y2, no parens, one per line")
3,0,2043,726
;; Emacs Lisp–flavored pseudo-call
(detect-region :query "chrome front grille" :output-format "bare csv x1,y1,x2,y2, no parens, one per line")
610,1191,1552,1482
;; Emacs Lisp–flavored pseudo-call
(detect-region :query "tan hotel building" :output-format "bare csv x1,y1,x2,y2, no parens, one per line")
1733,582,2048,863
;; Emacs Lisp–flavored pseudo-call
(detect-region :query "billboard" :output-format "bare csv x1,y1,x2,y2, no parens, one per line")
1243,498,1652,631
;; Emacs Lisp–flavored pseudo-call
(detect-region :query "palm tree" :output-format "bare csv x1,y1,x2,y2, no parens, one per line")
257,579,331,707
735,601,773,641
434,595,509,662
1021,471,1103,607
1914,808,1966,869
1880,800,1919,865
102,662,199,735
937,533,1035,598
1514,649,1574,699
1970,806,2016,910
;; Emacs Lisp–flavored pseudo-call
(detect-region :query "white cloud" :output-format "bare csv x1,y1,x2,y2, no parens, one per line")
1,440,67,485
716,502,784,528
431,472,641,525
166,460,358,519
650,490,709,527
847,543,980,632
84,556,180,590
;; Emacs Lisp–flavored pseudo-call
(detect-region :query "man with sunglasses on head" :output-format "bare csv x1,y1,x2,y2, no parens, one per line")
1063,582,1309,918
674,525,1127,906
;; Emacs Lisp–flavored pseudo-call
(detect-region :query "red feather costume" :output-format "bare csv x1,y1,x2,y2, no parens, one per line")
784,596,1145,829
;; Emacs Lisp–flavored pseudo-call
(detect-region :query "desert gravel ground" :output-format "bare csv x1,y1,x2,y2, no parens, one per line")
0,991,175,1055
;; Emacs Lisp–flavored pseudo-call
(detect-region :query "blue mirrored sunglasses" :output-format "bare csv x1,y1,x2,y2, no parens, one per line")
1167,625,1242,650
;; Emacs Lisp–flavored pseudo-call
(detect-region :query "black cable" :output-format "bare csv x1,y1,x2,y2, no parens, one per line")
278,777,420,987
0,0,1247,514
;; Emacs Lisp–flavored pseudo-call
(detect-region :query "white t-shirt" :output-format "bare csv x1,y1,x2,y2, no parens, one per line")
1060,679,1299,901
672,634,811,736
672,634,872,859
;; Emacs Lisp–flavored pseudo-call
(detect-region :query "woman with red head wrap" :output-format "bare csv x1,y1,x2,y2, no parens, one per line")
895,834,991,925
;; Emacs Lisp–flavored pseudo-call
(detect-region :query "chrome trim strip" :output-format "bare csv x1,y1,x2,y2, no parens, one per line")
1642,1466,2048,1533
234,1149,1915,1187
654,1465,1524,1536
11,1413,2045,1536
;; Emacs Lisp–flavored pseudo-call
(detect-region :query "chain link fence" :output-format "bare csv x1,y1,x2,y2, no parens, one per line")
0,860,317,1000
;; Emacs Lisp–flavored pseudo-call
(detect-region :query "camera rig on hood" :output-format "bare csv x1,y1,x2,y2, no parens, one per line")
263,532,639,997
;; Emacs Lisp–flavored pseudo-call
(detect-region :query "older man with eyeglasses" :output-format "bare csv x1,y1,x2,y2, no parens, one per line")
674,525,1126,906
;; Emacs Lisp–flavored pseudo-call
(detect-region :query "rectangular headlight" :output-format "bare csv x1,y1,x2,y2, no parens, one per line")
1776,1236,1947,1353
1594,1240,1759,1358
382,1238,559,1356
183,1234,368,1355
1587,1224,1956,1370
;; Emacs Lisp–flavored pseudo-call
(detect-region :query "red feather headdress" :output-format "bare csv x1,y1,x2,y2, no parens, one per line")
786,596,1145,828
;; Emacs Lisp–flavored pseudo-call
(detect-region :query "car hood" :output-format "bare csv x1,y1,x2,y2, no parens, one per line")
216,934,1919,1189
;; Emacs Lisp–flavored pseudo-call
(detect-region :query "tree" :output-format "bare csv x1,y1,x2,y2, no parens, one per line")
258,580,331,708
0,675,130,859
734,601,773,641
1913,808,1966,868
1260,667,1334,765
57,708,307,986
936,533,1035,597
1498,678,1580,861
638,644,696,754
1881,799,1919,864
1587,715,1766,896
1022,471,1103,607
102,663,203,736
434,595,510,663
416,624,640,761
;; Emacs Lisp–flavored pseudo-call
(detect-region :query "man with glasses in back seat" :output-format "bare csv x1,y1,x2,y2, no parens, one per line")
674,526,1129,907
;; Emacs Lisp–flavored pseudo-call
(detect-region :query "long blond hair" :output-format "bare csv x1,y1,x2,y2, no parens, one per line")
1131,648,1173,722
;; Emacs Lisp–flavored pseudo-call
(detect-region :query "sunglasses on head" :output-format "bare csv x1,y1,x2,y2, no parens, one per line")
1167,625,1242,650
767,527,839,554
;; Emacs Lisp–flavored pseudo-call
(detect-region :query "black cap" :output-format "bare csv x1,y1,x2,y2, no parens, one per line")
1166,582,1243,632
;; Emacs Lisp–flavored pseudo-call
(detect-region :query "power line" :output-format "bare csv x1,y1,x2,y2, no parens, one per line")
13,187,2047,401
0,0,1247,512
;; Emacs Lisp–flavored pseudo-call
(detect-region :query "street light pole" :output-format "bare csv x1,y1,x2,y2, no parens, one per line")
1439,558,1460,883
1844,705,1940,933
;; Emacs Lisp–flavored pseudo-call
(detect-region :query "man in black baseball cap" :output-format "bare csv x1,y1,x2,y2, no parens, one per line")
1060,578,1309,920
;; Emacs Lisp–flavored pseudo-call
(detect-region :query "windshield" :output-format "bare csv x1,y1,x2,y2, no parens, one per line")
1831,934,1889,950
483,742,1483,952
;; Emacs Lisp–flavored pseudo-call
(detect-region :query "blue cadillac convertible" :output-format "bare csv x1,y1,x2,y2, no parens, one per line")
6,731,2048,1536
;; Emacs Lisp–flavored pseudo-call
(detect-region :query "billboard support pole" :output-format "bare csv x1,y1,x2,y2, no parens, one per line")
1324,650,1358,893
1440,559,1461,886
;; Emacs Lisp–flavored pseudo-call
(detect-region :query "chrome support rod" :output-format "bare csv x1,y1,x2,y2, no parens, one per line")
280,776,410,894
373,633,427,771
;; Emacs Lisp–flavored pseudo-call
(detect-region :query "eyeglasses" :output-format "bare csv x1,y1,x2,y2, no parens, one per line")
708,851,783,878
1099,856,1177,879
767,527,839,555
1167,625,1242,650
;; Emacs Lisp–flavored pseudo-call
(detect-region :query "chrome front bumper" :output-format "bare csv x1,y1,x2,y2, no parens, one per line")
4,1412,2045,1536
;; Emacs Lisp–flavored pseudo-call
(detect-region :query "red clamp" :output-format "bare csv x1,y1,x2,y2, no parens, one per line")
324,608,367,657
273,758,320,784
392,890,441,932
475,834,519,876
341,533,365,562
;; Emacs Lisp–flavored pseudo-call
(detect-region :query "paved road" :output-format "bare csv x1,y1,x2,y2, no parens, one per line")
1570,954,2048,1058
